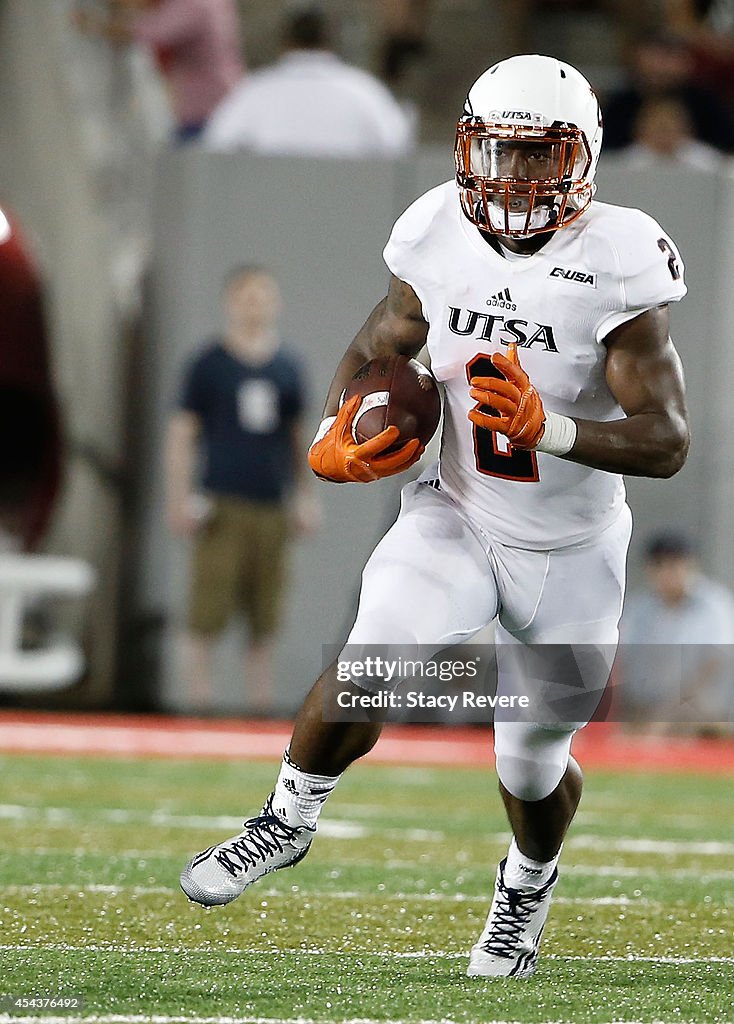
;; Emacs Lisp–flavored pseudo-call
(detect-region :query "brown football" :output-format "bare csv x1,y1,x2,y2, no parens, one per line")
343,355,441,451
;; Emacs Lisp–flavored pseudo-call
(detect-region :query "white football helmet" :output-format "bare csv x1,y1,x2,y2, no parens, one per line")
454,55,603,237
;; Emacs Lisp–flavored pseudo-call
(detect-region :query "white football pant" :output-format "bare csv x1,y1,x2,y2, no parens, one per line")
341,472,632,800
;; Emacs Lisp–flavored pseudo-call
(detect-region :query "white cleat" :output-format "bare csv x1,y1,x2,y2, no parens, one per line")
180,795,315,907
467,858,558,979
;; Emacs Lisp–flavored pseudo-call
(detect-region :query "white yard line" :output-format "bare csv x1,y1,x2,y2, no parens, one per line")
1,944,732,965
0,884,656,906
3,1017,678,1024
563,864,734,880
2,884,174,896
11,850,734,882
0,1018,696,1024
13,847,167,859
0,1016,529,1024
0,805,416,842
569,835,734,855
0,1018,700,1024
3,803,734,855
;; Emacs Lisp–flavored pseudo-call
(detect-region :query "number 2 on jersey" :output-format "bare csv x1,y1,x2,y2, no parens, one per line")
466,354,540,482
657,237,681,281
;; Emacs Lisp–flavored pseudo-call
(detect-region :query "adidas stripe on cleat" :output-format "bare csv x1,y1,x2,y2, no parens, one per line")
467,858,558,979
180,795,315,907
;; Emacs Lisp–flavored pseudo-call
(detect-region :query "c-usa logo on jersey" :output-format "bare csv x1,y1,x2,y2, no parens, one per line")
549,266,597,287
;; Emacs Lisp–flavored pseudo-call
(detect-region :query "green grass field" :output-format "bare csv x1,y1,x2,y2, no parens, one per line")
0,752,732,1024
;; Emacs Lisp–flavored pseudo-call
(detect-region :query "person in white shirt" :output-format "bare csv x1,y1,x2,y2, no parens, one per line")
620,532,734,732
182,55,690,982
620,94,723,172
203,7,415,158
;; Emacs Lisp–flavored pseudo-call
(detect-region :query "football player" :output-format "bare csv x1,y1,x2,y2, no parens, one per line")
180,54,689,978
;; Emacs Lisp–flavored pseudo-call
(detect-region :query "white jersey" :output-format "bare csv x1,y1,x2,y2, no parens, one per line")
383,181,686,549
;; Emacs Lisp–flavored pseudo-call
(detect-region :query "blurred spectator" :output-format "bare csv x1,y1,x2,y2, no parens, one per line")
619,532,734,735
0,205,62,553
74,0,244,143
203,6,415,157
379,0,430,90
165,267,319,713
493,1,663,66
620,94,723,169
664,0,734,107
603,31,734,152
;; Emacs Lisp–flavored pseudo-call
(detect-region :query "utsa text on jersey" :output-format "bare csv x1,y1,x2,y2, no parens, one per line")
448,306,559,351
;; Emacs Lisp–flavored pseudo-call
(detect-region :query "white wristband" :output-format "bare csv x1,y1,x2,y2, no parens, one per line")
310,416,337,449
535,411,577,456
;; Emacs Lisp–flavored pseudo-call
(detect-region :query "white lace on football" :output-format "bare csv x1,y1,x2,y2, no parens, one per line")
310,416,336,448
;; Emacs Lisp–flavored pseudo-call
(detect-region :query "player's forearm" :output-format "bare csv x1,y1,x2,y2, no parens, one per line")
322,345,375,418
321,299,423,418
562,411,690,478
320,301,389,417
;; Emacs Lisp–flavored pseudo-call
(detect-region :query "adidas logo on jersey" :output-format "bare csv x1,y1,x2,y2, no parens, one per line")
549,266,597,287
448,307,558,352
486,288,517,312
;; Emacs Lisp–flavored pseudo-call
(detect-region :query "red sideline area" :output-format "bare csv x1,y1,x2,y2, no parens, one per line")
0,711,733,773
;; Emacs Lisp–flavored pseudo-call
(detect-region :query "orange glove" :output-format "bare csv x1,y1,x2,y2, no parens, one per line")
468,343,545,450
308,395,424,483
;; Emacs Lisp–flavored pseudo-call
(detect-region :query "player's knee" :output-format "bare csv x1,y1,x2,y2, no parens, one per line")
347,613,423,648
340,585,443,693
494,724,575,801
495,751,567,801
338,632,431,694
346,579,428,649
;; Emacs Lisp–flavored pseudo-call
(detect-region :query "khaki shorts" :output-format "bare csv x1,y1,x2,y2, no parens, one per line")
188,495,289,640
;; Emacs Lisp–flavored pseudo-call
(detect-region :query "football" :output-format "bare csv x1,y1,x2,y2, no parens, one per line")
343,354,441,451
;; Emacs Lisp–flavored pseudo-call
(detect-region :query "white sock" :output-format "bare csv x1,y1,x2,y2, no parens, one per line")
270,749,342,828
503,837,560,892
